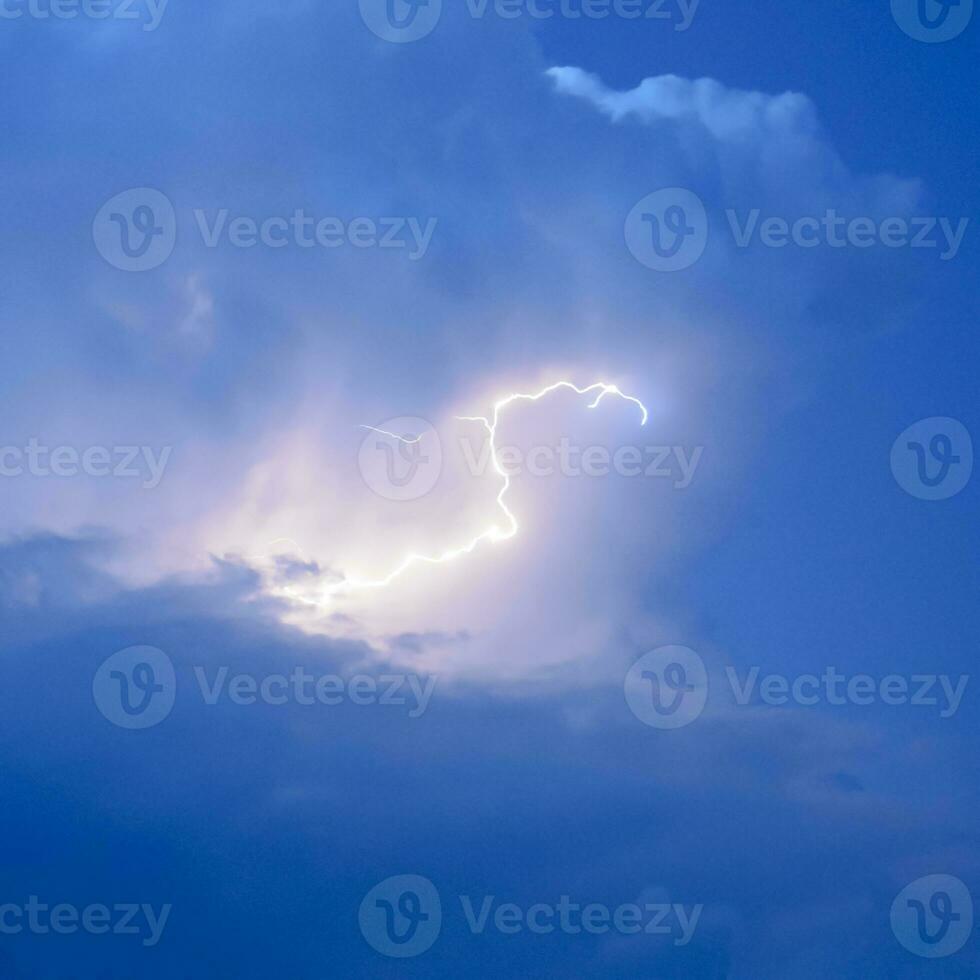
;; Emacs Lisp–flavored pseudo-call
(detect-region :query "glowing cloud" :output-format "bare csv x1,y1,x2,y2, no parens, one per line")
297,381,648,607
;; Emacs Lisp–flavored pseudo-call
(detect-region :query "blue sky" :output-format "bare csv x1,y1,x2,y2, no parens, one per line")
0,0,978,976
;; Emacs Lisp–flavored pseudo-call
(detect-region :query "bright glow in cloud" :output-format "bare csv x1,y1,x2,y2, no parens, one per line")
291,381,648,608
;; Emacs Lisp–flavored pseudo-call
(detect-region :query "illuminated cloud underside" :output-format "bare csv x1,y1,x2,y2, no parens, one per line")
291,381,648,609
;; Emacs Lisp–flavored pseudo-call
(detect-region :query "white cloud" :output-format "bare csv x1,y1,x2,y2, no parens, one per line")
546,66,819,143
546,65,921,218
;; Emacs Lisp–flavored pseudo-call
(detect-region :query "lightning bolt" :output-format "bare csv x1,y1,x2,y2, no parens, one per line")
358,425,424,444
295,381,648,606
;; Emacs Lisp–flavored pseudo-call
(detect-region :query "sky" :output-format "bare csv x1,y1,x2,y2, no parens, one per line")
0,0,978,976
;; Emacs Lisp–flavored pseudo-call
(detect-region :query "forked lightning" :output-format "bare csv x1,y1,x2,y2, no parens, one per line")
307,381,648,604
